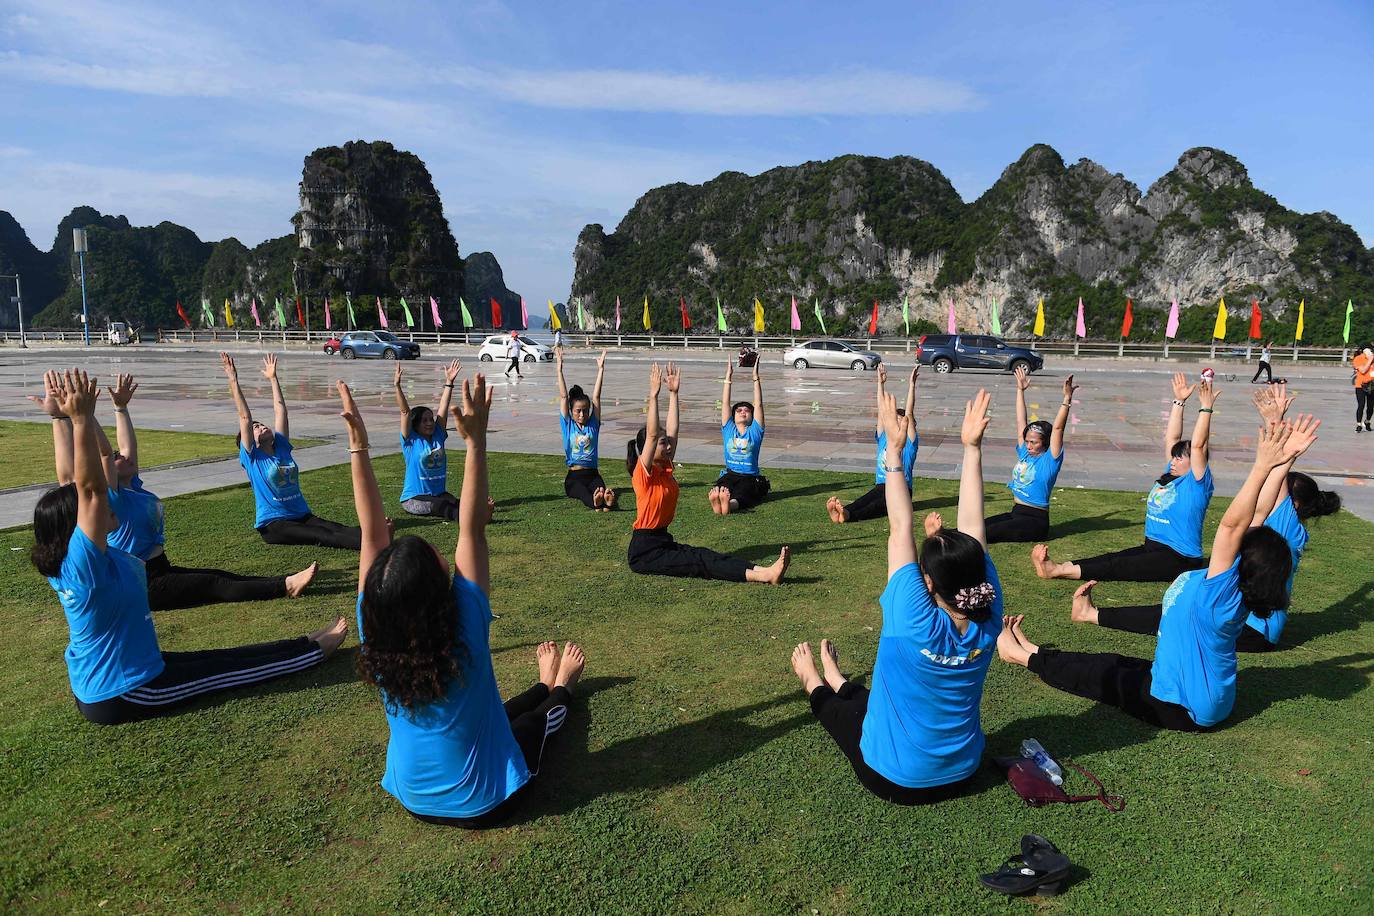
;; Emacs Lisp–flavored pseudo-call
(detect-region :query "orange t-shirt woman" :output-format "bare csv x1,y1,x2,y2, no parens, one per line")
1354,346,1374,432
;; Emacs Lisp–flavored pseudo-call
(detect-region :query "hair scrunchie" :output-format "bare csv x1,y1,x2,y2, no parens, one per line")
954,582,997,611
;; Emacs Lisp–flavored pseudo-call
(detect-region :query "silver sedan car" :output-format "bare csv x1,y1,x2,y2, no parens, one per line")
783,339,882,371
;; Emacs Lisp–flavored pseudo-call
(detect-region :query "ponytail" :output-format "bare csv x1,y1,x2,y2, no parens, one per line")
1287,471,1341,520
626,426,647,475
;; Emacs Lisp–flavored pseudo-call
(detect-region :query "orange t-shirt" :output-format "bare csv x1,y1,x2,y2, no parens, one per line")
1354,352,1374,387
632,460,679,530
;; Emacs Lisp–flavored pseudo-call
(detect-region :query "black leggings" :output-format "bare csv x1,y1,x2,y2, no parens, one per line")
845,484,889,522
1075,538,1205,583
715,471,770,511
401,493,460,520
1251,361,1273,383
258,513,362,550
564,468,607,510
627,527,752,582
74,636,326,725
1027,647,1206,731
407,683,573,829
809,681,978,804
1099,604,1277,652
1357,386,1374,425
505,357,522,376
145,551,287,612
985,503,1050,544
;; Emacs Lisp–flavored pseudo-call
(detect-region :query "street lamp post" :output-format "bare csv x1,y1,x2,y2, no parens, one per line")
73,228,91,347
1,273,24,348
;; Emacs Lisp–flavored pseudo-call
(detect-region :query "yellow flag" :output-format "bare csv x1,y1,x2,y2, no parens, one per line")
1033,298,1045,337
1213,297,1227,339
642,295,651,330
548,299,561,330
753,297,765,333
1295,299,1305,341
224,298,234,328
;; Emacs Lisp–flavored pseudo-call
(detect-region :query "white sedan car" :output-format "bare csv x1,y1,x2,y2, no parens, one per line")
476,334,554,363
783,339,882,371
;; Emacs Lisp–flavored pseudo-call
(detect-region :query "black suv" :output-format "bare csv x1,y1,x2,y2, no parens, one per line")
916,334,1043,374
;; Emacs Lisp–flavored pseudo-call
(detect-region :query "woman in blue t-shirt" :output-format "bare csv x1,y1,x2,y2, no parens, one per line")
221,352,363,549
827,365,918,523
30,369,346,725
393,359,495,523
1033,372,1216,582
555,348,616,511
710,359,770,514
997,415,1319,732
341,374,587,828
31,370,317,612
984,368,1076,543
791,388,1001,803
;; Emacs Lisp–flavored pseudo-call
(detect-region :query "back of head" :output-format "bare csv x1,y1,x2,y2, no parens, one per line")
31,483,79,577
626,426,647,475
1286,471,1340,520
357,535,465,712
1238,526,1292,617
919,529,995,622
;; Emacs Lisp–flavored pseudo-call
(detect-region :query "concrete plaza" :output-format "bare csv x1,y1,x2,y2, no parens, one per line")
1,342,1370,527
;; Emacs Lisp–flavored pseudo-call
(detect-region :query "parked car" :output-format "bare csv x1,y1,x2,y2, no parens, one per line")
477,334,554,363
783,339,883,371
337,330,421,360
107,321,133,345
916,334,1042,373
322,335,343,355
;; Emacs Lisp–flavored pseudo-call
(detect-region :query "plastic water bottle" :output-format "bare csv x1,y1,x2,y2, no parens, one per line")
1020,738,1064,785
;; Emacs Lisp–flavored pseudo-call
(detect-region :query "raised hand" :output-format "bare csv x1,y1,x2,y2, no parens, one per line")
596,349,607,369
751,359,761,382
961,389,993,448
665,362,681,393
724,360,734,381
1252,383,1292,426
554,347,564,367
1171,371,1196,402
261,353,278,379
1197,378,1220,409
1014,365,1031,391
452,374,492,443
337,381,368,450
444,358,463,383
1282,413,1321,463
878,390,907,445
1255,420,1293,468
27,370,64,418
1062,374,1080,399
108,373,138,407
393,363,403,387
909,364,920,384
649,362,663,398
55,369,99,418
220,352,238,380
877,363,889,385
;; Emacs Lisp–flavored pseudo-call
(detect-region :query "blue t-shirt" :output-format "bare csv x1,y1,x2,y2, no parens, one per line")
860,556,1002,788
47,528,164,703
107,475,164,561
1244,496,1309,644
560,412,601,468
357,577,530,818
1150,557,1246,727
874,430,919,486
240,432,310,528
1144,464,1214,558
400,427,449,502
1008,444,1065,509
721,420,765,476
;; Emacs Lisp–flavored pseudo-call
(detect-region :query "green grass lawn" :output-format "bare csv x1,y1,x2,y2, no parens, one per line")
1,455,1370,913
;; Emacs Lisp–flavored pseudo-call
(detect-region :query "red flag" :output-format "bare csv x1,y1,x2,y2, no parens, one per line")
175,300,190,328
490,297,503,328
1121,298,1134,338
1249,299,1262,339
296,297,305,328
868,300,879,336
680,296,691,330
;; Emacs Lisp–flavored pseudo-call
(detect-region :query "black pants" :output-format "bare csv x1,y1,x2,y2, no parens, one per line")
401,493,460,520
74,636,326,725
504,357,522,376
845,484,889,522
258,513,362,550
1357,386,1374,425
1251,361,1273,383
809,682,978,804
1099,604,1277,652
627,527,751,582
564,468,607,510
985,503,1050,544
1027,647,1205,731
716,471,770,511
408,683,572,829
1075,538,1205,583
145,551,286,612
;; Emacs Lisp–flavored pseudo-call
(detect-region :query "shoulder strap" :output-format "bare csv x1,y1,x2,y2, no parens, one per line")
1063,760,1126,811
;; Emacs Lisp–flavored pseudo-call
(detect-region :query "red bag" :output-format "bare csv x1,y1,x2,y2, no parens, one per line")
995,757,1125,811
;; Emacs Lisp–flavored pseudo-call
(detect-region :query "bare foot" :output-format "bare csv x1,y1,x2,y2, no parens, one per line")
791,641,824,694
757,546,790,585
1031,543,1054,579
486,497,496,523
308,617,348,658
553,642,585,692
723,497,737,516
285,561,319,598
708,487,723,515
1008,615,1039,654
592,487,605,509
826,496,847,524
604,488,618,509
1071,580,1101,624
536,641,560,688
923,511,943,538
996,615,1031,667
819,638,846,692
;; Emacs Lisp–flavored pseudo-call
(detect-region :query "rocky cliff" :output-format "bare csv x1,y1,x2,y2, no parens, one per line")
463,252,522,328
571,146,1374,343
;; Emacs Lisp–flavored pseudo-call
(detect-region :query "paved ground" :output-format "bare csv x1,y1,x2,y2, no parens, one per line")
2,342,1370,527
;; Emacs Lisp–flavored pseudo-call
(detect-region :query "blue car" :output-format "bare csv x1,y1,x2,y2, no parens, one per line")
338,331,421,360
917,334,1043,374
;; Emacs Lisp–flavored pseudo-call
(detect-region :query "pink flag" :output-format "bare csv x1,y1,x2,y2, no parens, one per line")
377,297,388,329
250,298,261,328
1075,297,1087,338
520,296,528,329
790,296,801,331
947,299,957,334
323,297,332,331
1165,298,1180,339
615,295,622,331
429,296,443,329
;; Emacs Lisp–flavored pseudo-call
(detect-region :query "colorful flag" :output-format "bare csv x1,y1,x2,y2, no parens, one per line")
1075,297,1086,338
791,296,802,332
901,296,910,335
577,298,585,331
1213,297,1227,340
869,300,879,336
716,296,727,332
1165,298,1180,339
990,297,1002,336
490,298,503,328
250,298,261,327
274,297,287,329
548,299,561,330
680,296,691,330
1295,299,1305,341
399,297,414,328
1121,298,1133,338
1248,299,1262,339
753,297,765,333
175,301,190,328
224,298,234,328
1034,298,1046,337
814,298,826,335
345,293,356,329
430,296,443,329
642,295,651,330
200,298,214,327
520,297,528,329
323,297,332,331
377,297,388,329
615,295,622,331
947,299,957,334
459,297,473,328
1343,299,1354,344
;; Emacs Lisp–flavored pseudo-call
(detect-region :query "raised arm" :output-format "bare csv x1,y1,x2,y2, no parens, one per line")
262,354,288,440
93,417,117,494
451,375,493,595
393,364,413,438
874,364,889,432
957,389,993,549
54,370,113,547
220,353,255,448
721,360,733,427
592,350,607,417
665,362,681,441
642,363,663,473
29,369,74,485
881,390,916,577
338,382,389,591
1190,379,1218,479
1014,365,1030,447
1049,374,1077,459
555,348,570,419
107,373,139,475
435,359,461,432
904,365,918,441
1251,385,1296,525
752,359,764,428
1166,371,1195,461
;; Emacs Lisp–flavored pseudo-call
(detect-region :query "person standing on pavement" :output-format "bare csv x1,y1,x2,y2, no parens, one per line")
504,331,523,379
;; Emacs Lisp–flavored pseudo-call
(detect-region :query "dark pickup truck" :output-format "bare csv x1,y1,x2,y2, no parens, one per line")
916,334,1044,374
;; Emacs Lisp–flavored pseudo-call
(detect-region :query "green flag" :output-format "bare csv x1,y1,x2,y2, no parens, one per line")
400,297,414,327
990,297,1002,335
716,296,726,332
902,296,910,335
274,297,287,328
459,297,474,328
200,298,214,327
577,298,585,330
345,292,356,328
1344,299,1354,344
813,298,826,335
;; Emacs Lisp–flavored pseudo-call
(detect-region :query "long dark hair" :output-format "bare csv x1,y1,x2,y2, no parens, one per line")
567,384,591,416
407,406,434,436
1287,471,1341,520
1238,526,1292,618
357,536,466,713
919,528,995,623
1022,420,1052,445
31,484,78,577
625,425,647,475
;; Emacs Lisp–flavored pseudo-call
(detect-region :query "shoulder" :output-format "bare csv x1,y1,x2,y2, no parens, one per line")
274,432,292,451
452,574,492,621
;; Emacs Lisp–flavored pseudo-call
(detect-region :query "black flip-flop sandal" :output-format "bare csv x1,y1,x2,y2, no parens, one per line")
979,835,1071,896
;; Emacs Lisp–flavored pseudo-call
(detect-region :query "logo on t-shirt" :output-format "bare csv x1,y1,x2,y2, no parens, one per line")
921,647,983,666
421,446,444,470
271,462,299,493
729,436,754,457
573,432,593,455
1012,458,1035,487
1148,482,1178,513
1160,571,1193,621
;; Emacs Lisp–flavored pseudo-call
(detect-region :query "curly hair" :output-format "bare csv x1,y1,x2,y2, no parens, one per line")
356,536,467,713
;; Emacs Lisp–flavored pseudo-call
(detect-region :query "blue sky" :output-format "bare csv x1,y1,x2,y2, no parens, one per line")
3,0,1371,308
